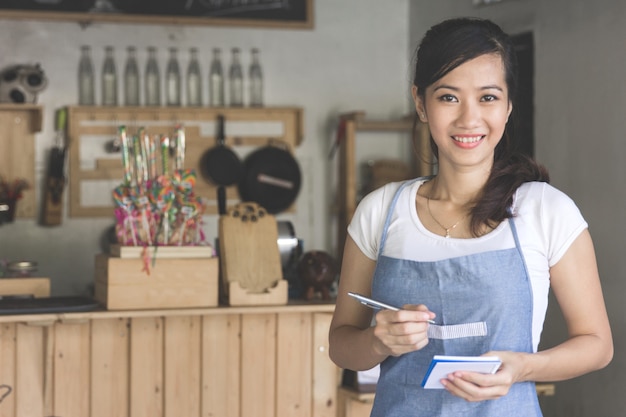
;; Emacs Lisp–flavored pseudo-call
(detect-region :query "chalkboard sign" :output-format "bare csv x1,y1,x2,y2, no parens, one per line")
0,0,314,29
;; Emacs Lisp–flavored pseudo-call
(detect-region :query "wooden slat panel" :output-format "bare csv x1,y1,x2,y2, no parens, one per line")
241,314,276,417
53,321,90,417
0,105,42,218
130,317,163,417
0,324,16,417
276,313,312,417
163,316,201,417
91,318,130,417
201,314,240,417
312,313,338,417
15,324,46,417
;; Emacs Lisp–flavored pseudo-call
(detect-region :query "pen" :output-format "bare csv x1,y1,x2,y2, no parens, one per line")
347,292,436,324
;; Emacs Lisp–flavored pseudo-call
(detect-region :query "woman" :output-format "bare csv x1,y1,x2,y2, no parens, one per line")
329,17,613,416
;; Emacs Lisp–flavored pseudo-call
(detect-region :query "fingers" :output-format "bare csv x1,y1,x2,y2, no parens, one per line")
372,308,433,356
401,304,437,323
441,371,511,402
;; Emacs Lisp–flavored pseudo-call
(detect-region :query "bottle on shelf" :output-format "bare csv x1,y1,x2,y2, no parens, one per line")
186,47,202,107
101,46,118,106
124,46,140,106
208,48,224,107
145,47,161,106
165,47,181,107
249,48,264,107
228,47,243,107
78,45,95,105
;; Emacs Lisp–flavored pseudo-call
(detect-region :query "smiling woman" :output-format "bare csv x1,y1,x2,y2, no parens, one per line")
329,17,613,417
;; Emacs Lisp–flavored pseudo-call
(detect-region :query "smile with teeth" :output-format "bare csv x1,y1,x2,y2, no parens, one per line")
452,135,484,143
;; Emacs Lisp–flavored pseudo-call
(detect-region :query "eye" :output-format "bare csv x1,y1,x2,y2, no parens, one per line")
481,94,499,102
438,94,457,103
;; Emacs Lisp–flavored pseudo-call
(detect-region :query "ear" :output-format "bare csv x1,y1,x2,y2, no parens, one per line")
412,85,427,122
506,100,513,122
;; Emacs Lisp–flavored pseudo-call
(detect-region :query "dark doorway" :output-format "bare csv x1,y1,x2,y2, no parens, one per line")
510,32,534,157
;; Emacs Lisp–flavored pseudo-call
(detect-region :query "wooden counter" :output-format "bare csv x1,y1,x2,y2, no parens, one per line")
0,302,338,417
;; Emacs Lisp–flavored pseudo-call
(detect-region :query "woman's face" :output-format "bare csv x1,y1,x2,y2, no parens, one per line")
413,53,512,172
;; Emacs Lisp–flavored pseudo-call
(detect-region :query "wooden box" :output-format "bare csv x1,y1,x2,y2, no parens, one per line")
0,277,50,298
94,249,218,310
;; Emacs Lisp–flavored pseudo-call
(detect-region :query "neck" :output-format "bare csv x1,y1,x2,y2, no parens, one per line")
429,170,488,205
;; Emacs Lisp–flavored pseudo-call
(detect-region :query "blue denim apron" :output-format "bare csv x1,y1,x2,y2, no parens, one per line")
370,180,542,417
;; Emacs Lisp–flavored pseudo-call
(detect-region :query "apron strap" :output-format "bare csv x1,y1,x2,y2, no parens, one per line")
377,178,424,257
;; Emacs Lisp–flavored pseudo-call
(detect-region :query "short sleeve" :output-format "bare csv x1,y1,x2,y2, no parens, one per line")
539,183,588,266
347,182,402,260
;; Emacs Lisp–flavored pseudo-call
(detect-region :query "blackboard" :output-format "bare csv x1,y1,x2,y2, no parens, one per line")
0,0,314,29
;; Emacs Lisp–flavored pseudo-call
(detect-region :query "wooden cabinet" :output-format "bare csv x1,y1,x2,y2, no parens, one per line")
0,303,338,417
337,388,374,417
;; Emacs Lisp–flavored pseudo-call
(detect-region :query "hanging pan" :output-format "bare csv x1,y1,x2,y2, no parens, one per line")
238,140,301,214
199,114,243,215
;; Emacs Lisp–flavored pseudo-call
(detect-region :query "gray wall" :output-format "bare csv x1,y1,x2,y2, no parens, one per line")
409,0,624,416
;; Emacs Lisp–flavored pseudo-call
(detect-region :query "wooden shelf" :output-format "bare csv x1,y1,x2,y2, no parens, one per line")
335,111,431,256
67,105,303,217
0,104,43,219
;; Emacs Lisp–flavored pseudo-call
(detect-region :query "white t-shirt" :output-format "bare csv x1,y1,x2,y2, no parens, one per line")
348,179,588,351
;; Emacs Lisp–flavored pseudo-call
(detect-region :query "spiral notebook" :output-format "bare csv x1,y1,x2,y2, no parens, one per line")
421,355,501,389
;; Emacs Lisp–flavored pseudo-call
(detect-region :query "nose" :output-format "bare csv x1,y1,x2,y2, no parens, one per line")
456,101,482,129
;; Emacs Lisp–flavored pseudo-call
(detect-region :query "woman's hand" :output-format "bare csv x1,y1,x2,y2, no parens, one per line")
440,350,527,402
371,304,436,357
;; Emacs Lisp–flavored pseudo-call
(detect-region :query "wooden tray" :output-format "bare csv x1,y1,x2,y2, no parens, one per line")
218,202,286,305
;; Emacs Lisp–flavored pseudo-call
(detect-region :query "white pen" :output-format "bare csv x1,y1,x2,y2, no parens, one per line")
347,292,436,324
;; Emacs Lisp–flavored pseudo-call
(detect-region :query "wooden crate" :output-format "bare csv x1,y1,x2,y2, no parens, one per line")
94,253,218,310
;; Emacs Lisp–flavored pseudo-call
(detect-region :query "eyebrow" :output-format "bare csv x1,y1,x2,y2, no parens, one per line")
433,84,505,93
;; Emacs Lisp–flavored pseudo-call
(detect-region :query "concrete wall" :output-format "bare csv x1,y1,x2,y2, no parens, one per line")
409,1,623,415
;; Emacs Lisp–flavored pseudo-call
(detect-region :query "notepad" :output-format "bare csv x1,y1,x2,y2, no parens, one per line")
421,355,502,389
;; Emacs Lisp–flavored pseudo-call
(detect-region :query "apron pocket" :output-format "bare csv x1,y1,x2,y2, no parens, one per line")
427,321,488,340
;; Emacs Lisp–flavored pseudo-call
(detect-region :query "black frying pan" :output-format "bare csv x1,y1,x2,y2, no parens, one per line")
238,141,301,214
199,114,243,215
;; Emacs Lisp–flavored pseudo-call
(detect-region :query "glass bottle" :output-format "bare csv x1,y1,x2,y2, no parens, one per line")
124,46,140,106
145,47,161,106
208,48,224,107
165,47,181,107
78,45,95,105
186,47,202,107
249,48,264,107
228,47,243,107
101,46,118,106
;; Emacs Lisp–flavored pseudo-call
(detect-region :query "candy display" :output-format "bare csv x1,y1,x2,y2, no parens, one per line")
112,124,208,249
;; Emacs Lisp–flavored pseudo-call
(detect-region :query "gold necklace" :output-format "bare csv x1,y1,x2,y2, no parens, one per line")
426,187,469,238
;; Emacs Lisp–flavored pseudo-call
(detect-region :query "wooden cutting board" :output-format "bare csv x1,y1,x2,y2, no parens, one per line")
218,202,283,294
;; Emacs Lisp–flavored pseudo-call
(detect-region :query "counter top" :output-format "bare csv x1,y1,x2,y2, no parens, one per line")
0,298,336,323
